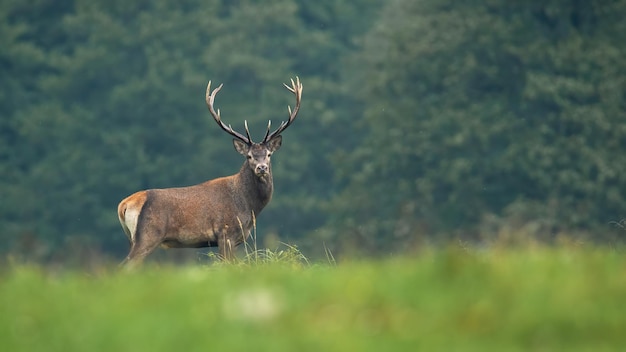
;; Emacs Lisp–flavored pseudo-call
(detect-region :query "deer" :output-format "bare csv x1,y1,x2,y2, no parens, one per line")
117,77,302,266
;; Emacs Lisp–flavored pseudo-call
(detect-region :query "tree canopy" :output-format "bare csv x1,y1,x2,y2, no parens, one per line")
1,0,625,263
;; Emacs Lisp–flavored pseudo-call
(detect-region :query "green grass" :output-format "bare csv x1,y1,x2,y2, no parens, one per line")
1,246,625,351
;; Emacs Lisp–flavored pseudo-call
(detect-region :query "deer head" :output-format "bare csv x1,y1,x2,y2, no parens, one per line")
205,77,302,181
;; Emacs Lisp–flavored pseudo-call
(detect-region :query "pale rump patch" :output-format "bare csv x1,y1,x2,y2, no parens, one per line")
124,206,141,243
118,191,147,244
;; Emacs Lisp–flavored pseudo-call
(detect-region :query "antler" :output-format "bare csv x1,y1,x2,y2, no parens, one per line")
262,76,303,143
205,81,252,144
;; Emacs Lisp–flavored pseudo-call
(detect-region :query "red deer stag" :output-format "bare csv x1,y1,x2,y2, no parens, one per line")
117,77,302,266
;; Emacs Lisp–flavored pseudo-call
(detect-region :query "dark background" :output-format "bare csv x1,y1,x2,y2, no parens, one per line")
2,0,625,264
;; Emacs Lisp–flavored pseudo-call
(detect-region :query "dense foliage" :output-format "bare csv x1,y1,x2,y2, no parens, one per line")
327,0,626,253
1,0,625,262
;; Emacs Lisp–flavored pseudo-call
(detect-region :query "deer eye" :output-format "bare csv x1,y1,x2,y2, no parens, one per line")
247,155,252,159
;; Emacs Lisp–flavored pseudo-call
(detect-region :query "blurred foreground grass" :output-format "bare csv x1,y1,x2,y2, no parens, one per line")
1,246,625,351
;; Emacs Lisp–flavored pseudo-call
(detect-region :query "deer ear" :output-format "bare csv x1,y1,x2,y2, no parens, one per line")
266,135,282,152
233,139,249,155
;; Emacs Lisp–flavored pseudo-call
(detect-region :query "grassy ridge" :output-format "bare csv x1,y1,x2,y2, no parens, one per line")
1,246,625,351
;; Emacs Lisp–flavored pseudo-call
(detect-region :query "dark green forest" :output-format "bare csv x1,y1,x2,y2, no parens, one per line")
2,0,625,264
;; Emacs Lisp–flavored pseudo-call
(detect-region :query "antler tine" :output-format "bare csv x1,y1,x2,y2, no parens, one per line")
262,120,272,143
263,76,303,143
244,120,252,142
205,81,250,144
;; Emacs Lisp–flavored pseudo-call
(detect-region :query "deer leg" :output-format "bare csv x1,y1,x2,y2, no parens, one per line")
120,230,163,268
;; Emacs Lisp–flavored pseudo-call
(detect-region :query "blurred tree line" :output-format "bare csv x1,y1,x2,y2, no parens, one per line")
1,0,625,263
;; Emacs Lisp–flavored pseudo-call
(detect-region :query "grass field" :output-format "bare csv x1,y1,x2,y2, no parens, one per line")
1,245,625,351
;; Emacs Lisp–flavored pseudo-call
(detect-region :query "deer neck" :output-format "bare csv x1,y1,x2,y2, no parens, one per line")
237,162,273,212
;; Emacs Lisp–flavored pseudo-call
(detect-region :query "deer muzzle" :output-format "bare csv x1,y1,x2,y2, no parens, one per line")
255,164,269,176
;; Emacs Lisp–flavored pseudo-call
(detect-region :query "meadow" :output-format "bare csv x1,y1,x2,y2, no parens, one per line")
1,244,625,351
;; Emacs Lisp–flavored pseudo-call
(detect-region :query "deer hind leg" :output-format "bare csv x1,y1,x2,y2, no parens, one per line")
119,224,164,268
120,240,161,268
